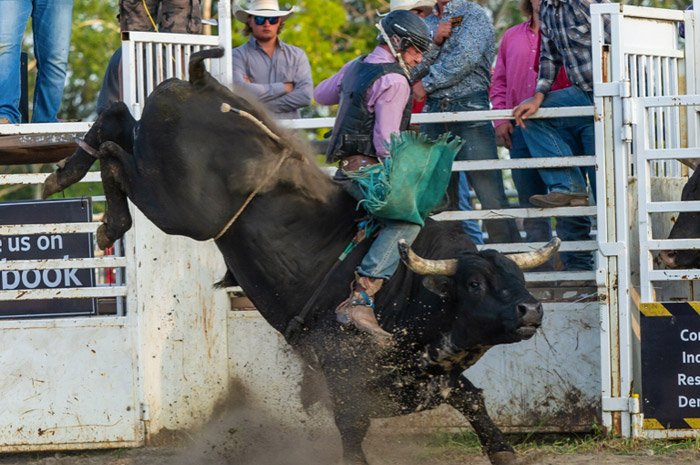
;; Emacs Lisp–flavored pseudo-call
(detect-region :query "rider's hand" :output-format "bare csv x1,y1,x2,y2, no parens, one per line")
284,82,295,93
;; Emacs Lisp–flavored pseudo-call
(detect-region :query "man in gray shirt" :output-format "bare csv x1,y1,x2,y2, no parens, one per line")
232,0,313,119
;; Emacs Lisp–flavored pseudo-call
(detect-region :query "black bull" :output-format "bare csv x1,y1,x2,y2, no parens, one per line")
660,167,700,269
43,49,560,465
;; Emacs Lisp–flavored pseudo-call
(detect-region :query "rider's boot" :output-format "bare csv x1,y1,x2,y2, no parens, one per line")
336,273,391,339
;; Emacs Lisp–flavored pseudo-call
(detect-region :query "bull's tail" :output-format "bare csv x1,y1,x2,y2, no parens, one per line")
188,47,224,89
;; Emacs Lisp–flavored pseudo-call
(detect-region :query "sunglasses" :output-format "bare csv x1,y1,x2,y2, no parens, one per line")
253,16,280,25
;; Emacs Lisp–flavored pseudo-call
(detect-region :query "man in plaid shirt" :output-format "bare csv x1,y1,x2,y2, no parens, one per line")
513,0,610,208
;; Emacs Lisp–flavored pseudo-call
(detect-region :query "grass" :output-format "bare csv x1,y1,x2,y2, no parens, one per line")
426,428,700,458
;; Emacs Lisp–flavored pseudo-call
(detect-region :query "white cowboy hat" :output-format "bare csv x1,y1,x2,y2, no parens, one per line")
233,0,295,24
378,0,435,16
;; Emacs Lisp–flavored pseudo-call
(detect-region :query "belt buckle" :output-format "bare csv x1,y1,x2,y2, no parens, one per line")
440,97,451,112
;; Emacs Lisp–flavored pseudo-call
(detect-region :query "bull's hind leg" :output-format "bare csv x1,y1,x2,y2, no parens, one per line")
95,141,134,250
43,102,135,199
447,374,517,465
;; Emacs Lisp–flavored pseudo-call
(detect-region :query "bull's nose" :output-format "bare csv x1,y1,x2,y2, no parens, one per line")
518,302,543,325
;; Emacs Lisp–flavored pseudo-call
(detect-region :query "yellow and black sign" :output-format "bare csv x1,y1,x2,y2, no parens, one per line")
641,302,700,430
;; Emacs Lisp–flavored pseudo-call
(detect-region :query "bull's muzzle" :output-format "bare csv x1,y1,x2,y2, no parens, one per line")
397,238,562,275
516,301,543,339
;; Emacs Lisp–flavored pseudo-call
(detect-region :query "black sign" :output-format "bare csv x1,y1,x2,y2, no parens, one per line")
0,198,96,318
641,302,700,430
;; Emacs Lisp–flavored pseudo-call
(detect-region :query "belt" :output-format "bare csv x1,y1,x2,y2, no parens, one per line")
340,155,379,172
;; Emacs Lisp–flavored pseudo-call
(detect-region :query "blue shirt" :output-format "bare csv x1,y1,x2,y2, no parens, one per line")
232,37,313,119
537,0,610,94
412,0,494,100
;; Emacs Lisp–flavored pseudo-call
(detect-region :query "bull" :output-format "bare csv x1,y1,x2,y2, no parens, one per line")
43,49,559,465
660,163,700,268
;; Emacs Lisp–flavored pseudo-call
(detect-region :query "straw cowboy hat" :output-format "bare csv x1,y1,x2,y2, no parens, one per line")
379,0,435,16
233,0,295,23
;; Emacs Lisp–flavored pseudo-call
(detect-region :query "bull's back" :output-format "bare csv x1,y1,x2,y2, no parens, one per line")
126,79,246,239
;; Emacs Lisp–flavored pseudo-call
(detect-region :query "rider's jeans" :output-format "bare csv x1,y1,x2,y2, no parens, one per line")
334,169,421,280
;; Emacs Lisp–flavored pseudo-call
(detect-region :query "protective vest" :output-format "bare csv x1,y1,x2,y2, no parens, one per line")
325,58,413,164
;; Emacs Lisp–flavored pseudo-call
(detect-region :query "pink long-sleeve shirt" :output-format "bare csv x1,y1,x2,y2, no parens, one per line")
491,20,571,129
314,47,410,159
490,21,540,129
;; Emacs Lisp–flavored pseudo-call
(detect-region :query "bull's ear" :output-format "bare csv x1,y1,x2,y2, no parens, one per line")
422,276,454,298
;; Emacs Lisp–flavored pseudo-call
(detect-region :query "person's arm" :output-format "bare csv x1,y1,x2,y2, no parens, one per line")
267,51,313,114
490,30,510,131
534,20,562,96
314,60,352,106
421,7,493,94
371,77,412,158
232,48,287,102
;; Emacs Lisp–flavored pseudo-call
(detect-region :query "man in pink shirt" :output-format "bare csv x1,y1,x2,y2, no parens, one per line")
490,0,593,271
314,10,431,339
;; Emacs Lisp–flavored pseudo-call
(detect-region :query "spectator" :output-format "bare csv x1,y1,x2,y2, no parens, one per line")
512,0,610,208
314,10,431,339
96,48,123,116
232,0,313,119
97,3,203,116
381,0,435,17
0,0,74,124
491,0,593,271
119,0,202,34
413,0,520,244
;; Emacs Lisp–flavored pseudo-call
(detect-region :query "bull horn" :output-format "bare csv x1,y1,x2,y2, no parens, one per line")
506,237,562,270
398,239,457,276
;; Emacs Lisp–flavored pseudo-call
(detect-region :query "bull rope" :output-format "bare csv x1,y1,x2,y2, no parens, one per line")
214,103,304,240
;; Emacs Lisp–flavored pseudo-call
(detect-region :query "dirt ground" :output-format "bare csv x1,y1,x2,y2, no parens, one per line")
2,431,700,465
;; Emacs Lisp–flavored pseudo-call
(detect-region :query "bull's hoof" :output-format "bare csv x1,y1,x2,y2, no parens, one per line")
42,172,61,199
489,450,517,465
96,224,115,251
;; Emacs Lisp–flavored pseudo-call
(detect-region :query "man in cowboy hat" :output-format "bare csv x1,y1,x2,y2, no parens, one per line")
232,0,312,119
382,0,435,17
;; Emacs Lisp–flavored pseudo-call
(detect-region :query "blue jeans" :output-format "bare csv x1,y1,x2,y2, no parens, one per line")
422,91,520,244
511,121,594,271
334,170,421,280
458,172,484,245
0,0,74,123
519,87,595,196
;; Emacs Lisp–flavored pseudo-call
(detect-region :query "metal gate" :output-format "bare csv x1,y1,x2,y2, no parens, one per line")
0,2,233,451
591,1,700,438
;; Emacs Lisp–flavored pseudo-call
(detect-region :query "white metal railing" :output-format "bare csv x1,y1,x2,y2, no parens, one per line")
0,2,235,313
282,107,598,284
636,94,700,302
592,2,700,439
121,0,232,119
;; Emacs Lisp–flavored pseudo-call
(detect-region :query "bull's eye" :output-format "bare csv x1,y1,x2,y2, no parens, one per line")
469,281,481,291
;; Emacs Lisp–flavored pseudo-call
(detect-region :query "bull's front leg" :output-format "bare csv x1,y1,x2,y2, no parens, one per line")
446,373,517,465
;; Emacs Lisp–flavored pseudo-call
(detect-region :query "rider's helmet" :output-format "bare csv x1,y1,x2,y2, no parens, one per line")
378,9,432,54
